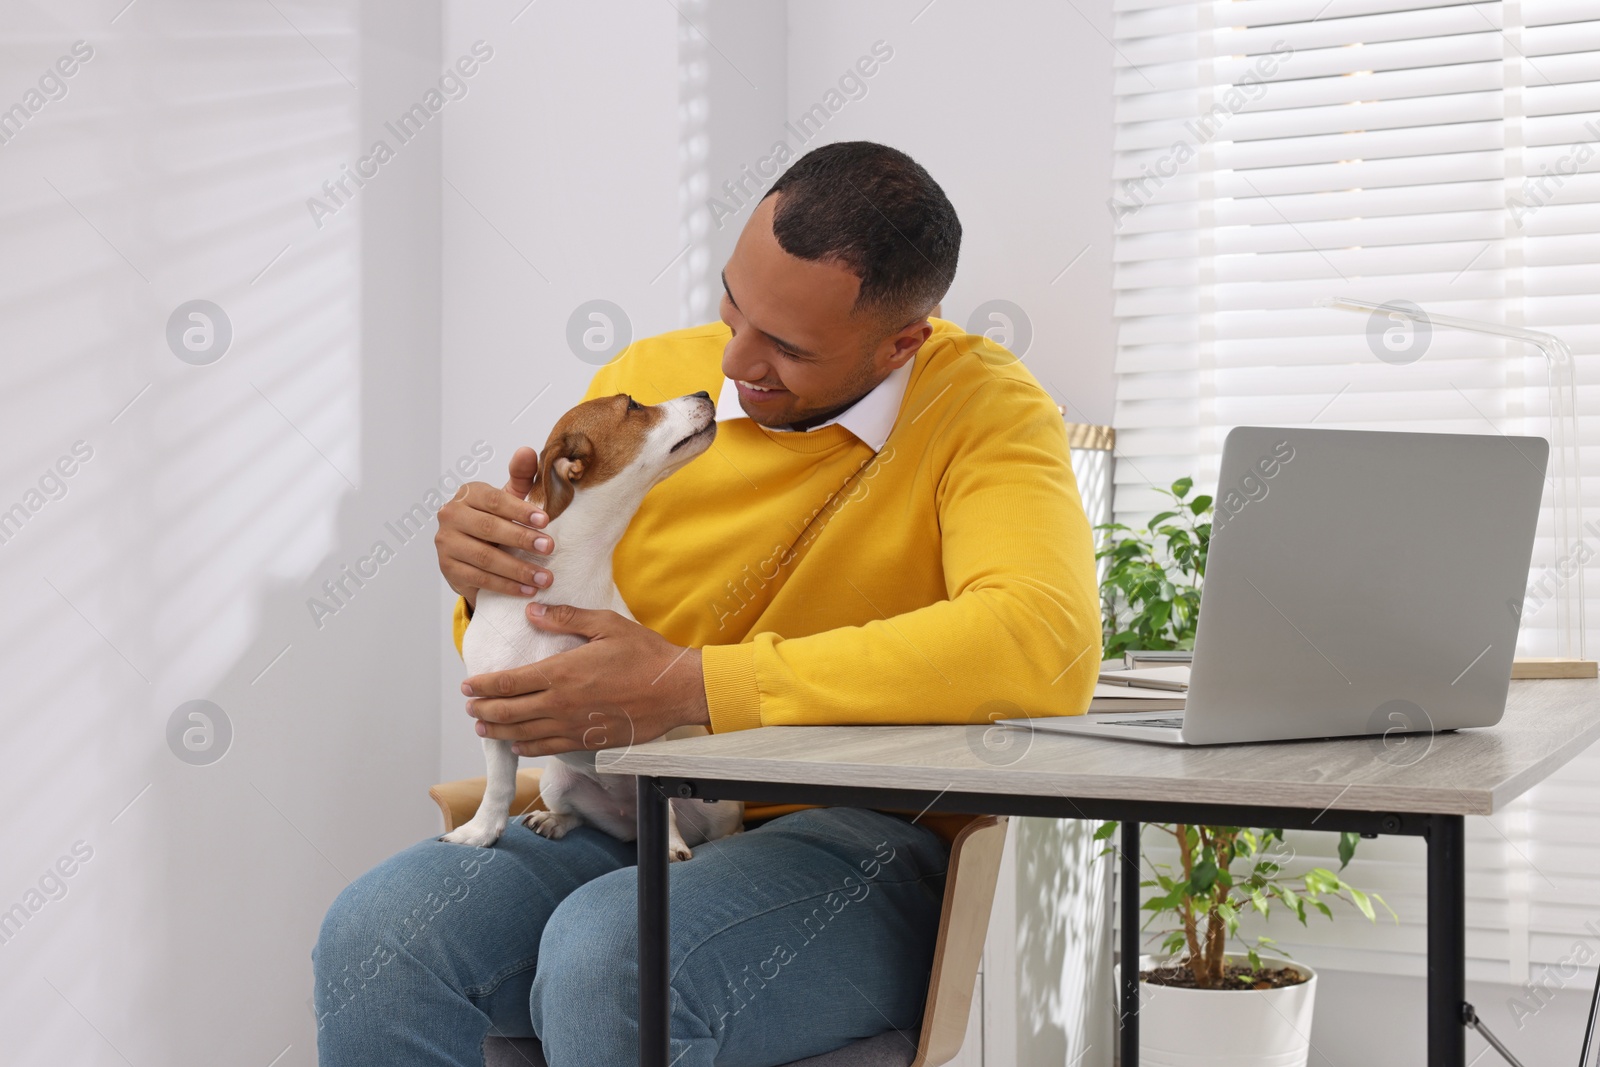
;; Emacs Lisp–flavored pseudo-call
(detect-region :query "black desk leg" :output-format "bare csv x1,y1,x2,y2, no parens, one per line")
1120,820,1141,1067
1427,814,1466,1067
638,777,670,1067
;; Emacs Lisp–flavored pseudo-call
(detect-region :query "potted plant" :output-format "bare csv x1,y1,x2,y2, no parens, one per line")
1095,475,1209,658
1094,480,1396,1066
1094,821,1391,1065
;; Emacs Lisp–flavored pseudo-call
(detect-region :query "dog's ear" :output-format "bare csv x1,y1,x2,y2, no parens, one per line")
538,432,593,522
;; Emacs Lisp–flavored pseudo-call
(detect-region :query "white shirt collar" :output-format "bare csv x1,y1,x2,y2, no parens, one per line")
714,357,913,452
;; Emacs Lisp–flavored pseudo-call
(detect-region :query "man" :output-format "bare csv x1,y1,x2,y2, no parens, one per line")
314,141,1099,1066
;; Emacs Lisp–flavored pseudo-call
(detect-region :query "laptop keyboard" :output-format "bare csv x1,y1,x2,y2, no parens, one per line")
1099,716,1185,729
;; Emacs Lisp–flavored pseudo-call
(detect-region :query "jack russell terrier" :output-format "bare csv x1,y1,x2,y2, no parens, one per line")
442,391,743,858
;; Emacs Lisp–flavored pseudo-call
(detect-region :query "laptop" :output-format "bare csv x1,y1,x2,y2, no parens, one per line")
1007,425,1548,746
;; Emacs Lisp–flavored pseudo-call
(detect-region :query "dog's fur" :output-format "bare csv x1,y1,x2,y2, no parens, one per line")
441,391,743,857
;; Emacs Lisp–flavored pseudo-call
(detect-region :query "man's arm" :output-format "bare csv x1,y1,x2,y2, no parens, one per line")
700,377,1101,731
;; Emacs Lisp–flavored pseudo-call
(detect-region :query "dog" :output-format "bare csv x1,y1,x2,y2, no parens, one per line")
441,391,743,858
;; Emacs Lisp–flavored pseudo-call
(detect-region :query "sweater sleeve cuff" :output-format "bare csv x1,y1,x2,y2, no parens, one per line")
452,596,471,660
701,643,762,734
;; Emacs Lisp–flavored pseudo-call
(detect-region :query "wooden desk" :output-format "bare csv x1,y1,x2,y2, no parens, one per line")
600,678,1600,1067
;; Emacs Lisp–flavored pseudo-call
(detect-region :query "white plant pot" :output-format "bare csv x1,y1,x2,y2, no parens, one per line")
1114,954,1317,1067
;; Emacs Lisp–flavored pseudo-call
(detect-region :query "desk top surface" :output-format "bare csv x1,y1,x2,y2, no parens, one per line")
598,678,1600,816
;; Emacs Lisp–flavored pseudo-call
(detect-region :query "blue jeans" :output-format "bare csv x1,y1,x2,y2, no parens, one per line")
313,807,950,1067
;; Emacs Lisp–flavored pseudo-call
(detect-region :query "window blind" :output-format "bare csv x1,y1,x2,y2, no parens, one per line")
1110,0,1600,988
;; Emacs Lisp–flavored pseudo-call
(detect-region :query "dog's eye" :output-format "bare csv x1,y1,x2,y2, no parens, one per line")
625,396,642,412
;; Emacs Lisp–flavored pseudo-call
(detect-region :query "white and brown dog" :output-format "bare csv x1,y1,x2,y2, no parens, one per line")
442,391,743,858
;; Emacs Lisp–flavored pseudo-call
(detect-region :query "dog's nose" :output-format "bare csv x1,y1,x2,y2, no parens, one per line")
691,390,711,400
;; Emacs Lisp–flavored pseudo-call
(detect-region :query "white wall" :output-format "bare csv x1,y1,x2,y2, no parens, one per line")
0,3,442,1065
784,0,1119,426
1309,967,1598,1065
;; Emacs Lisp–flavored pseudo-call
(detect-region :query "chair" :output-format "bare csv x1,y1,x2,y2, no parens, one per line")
1060,416,1114,559
429,769,1009,1067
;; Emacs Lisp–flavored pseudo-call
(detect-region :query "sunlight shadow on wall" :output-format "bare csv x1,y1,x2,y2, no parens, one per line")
1017,817,1114,1066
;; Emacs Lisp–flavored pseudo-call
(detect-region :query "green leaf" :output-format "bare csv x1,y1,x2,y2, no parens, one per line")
1348,886,1376,921
1172,477,1193,499
1189,494,1213,515
1188,859,1219,895
1093,821,1119,841
1303,867,1338,895
1275,885,1307,925
1338,832,1359,869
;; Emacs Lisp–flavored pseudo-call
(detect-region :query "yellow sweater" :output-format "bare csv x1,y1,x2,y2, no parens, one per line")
452,316,1100,732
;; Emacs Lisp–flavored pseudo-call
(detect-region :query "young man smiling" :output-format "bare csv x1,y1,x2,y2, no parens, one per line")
314,142,1100,1067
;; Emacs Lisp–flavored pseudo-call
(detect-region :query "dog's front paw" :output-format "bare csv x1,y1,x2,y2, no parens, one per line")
440,819,505,848
669,842,694,862
523,810,581,840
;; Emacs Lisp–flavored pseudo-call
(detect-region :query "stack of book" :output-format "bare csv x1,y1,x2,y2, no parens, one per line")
1091,651,1191,712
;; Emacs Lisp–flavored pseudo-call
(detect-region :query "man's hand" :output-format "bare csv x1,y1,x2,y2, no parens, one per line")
461,603,711,756
434,446,556,611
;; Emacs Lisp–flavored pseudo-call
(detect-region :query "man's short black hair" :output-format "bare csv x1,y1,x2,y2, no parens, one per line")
763,141,961,330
